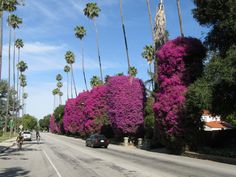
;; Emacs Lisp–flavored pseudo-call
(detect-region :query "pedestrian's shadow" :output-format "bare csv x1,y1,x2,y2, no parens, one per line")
0,167,30,177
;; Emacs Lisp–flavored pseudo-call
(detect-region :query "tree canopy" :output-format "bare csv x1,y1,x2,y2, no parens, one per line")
192,0,236,56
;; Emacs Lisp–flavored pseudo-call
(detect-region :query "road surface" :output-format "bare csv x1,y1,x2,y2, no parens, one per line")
0,133,235,177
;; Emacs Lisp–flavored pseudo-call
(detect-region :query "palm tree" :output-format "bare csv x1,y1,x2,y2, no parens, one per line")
176,0,184,37
10,15,22,91
64,65,70,100
8,14,22,123
74,25,88,91
0,0,18,81
57,81,63,105
22,92,27,115
15,38,24,101
90,75,102,88
59,91,63,105
65,51,77,97
84,3,103,82
17,60,27,116
56,74,62,82
142,45,154,72
52,88,59,110
119,0,131,73
142,45,155,89
128,66,137,77
20,78,26,116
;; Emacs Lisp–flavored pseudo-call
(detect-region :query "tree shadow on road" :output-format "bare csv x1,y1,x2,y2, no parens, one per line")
0,167,30,177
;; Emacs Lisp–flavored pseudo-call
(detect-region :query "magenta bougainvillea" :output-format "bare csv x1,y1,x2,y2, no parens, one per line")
63,91,89,135
153,37,206,150
49,114,62,134
107,76,146,136
83,85,108,134
63,86,108,136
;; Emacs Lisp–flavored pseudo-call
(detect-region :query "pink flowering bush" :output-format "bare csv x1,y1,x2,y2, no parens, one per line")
63,91,89,135
63,86,108,136
153,37,206,152
50,114,62,134
107,76,146,137
83,85,108,135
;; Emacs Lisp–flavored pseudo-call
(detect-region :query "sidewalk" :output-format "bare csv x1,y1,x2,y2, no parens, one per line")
0,137,16,153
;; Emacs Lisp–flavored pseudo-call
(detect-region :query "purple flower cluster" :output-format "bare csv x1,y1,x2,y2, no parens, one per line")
107,76,145,136
49,114,62,134
83,85,108,134
63,91,89,135
63,86,108,136
154,37,205,144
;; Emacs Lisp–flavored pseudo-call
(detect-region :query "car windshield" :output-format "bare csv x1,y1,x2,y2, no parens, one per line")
95,135,106,139
23,132,31,134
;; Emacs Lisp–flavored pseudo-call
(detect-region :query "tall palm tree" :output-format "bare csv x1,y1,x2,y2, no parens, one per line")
90,75,102,88
142,45,154,72
59,91,63,105
22,92,27,115
10,15,22,91
74,25,88,91
52,88,59,110
128,66,137,77
0,0,18,81
15,38,24,101
56,74,62,82
176,0,184,37
142,45,155,89
20,78,26,116
119,0,131,73
65,51,77,97
17,60,27,116
84,3,103,82
57,81,63,105
9,14,22,122
64,65,70,100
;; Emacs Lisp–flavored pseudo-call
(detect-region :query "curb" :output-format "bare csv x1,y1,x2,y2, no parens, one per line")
183,151,236,165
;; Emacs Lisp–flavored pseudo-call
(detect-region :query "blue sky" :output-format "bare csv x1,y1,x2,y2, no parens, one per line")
1,0,208,119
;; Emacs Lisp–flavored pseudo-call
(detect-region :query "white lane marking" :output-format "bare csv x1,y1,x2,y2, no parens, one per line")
43,149,62,177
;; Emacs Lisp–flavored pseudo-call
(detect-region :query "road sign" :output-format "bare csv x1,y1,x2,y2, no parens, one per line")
19,125,23,130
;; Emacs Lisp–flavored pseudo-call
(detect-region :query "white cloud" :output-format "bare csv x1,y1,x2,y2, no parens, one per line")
23,42,64,54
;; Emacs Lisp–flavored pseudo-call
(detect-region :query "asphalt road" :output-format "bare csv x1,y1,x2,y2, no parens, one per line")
0,133,235,177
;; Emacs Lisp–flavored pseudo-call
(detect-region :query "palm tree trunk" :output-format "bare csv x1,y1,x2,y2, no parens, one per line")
12,30,16,121
16,48,20,118
70,64,77,97
0,11,3,81
5,24,12,133
119,0,131,73
146,0,155,43
53,95,56,110
176,0,184,37
70,68,73,98
66,72,69,100
22,86,24,116
81,41,88,91
93,19,103,82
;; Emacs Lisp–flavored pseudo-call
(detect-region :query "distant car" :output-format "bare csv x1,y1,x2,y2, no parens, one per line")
86,134,109,148
22,131,32,141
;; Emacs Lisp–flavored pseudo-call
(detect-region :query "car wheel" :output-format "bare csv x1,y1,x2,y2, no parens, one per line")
91,143,94,148
104,146,108,148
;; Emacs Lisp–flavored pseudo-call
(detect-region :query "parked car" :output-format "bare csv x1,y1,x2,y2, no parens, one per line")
86,134,109,148
22,131,32,141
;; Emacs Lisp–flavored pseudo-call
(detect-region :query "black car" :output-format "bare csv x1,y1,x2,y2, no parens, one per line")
86,134,109,148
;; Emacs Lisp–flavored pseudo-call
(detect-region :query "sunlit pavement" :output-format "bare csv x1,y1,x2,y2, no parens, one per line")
0,133,236,177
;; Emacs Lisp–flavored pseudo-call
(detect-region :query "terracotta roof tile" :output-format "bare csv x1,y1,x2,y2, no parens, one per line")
205,121,232,129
